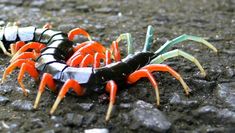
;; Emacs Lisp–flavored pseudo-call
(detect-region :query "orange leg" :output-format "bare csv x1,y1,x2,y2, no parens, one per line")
73,41,90,52
1,59,35,84
110,41,121,61
77,41,106,55
142,64,191,95
127,69,160,106
17,63,39,96
68,51,108,68
34,73,56,109
11,42,46,62
17,42,45,53
9,41,25,55
67,54,84,67
50,79,84,114
15,41,25,51
79,54,94,67
10,51,40,62
68,41,106,64
105,50,111,65
105,80,118,121
94,52,106,68
68,28,92,41
66,53,83,65
68,49,93,65
10,43,16,55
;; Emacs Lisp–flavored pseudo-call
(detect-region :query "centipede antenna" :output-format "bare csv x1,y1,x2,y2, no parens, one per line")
116,33,134,55
155,34,218,55
143,25,154,52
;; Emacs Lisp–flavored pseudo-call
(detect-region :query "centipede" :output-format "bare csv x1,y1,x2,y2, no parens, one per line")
0,23,217,121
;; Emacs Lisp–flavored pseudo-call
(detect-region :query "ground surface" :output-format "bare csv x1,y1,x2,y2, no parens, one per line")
0,0,234,132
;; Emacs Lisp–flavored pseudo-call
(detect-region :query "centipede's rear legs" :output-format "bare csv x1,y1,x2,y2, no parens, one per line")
34,73,56,109
10,42,45,62
1,59,38,96
1,42,46,96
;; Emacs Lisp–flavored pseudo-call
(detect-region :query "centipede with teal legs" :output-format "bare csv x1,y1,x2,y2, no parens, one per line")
0,24,217,121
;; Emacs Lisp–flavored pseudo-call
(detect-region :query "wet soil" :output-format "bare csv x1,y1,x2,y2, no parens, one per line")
0,0,234,132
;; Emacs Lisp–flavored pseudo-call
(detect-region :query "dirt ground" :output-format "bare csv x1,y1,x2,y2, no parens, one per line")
0,0,234,132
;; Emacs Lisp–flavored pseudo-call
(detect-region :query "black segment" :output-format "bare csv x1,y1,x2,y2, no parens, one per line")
122,52,154,71
94,52,154,84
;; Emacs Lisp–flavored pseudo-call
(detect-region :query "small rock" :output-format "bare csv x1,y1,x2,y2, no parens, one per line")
134,100,154,109
11,100,33,111
196,125,226,133
94,7,113,13
197,105,219,114
223,50,235,56
119,103,131,109
0,0,23,5
195,105,235,124
190,79,216,90
83,113,97,125
0,85,13,94
129,100,171,132
79,103,93,111
51,115,63,123
76,5,90,12
94,24,105,31
43,129,55,133
58,24,76,33
225,67,234,78
170,93,198,107
30,0,45,7
31,118,44,128
0,96,9,105
217,82,235,108
217,108,235,123
16,87,30,95
64,113,83,127
54,123,63,128
84,128,109,133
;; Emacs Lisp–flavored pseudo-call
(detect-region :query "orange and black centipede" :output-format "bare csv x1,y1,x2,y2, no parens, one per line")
0,24,217,121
